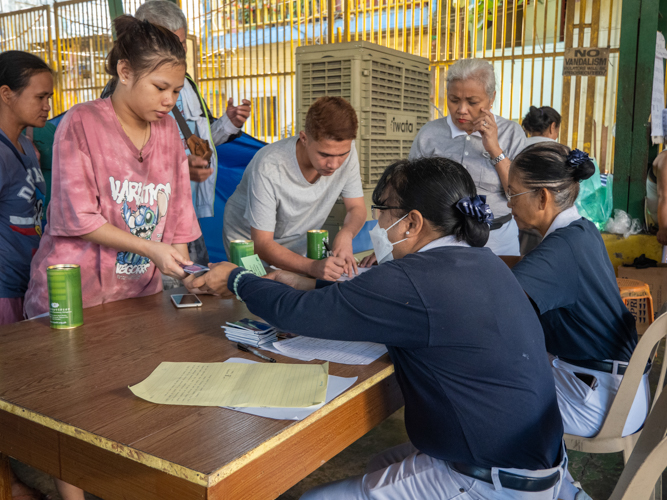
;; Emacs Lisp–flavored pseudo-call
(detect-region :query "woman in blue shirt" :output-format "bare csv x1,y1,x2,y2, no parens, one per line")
508,142,646,439
188,157,588,500
0,51,52,326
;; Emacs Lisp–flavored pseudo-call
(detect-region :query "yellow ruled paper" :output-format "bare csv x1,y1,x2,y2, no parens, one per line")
129,362,329,408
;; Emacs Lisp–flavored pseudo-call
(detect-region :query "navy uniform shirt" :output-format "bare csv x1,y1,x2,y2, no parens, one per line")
229,245,563,470
512,218,637,362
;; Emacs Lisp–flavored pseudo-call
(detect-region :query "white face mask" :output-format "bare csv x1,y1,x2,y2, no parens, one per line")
369,214,409,264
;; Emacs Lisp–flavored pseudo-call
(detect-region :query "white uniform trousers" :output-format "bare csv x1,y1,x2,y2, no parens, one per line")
300,441,574,500
551,356,650,438
487,219,520,256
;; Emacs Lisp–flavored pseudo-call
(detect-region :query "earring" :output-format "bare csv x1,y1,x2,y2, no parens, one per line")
406,231,410,235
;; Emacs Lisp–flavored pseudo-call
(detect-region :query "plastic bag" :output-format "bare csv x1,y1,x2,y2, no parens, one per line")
575,158,614,231
605,209,643,238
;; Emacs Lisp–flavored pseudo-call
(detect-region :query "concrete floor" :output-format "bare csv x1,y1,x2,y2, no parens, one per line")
11,345,667,500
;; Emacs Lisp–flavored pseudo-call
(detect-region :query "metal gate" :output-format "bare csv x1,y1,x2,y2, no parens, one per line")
0,0,622,171
0,6,56,112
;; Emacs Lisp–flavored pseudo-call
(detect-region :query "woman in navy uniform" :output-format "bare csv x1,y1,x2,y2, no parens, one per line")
190,157,588,499
508,142,647,439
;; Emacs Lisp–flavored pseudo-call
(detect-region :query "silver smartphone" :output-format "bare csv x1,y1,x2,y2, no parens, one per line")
171,294,203,308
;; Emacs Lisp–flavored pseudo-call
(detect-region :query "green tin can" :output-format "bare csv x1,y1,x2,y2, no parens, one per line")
230,239,254,266
47,264,83,329
307,230,329,260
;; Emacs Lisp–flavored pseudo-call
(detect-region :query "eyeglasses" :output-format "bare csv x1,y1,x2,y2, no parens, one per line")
505,189,538,201
371,204,402,220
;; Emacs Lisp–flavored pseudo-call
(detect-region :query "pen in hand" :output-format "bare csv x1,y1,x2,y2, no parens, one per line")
237,343,276,363
324,240,357,276
323,240,333,257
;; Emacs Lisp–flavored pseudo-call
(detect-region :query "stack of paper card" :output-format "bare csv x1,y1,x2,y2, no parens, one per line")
223,318,278,347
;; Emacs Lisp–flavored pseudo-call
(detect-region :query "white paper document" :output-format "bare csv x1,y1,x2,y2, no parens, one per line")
259,342,315,361
273,336,388,365
129,359,328,407
337,266,373,282
224,358,357,420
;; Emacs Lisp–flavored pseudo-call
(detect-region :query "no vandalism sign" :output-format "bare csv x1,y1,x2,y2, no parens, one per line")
563,48,609,77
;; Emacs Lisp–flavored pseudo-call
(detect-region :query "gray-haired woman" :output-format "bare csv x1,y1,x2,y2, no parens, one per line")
409,58,527,256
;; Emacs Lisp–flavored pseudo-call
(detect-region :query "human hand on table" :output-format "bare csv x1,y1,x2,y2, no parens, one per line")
309,256,346,281
266,270,316,291
187,262,238,297
331,230,358,276
472,109,502,158
359,252,377,267
146,242,190,280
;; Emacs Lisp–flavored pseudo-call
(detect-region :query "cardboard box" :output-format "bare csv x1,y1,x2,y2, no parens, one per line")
617,265,667,324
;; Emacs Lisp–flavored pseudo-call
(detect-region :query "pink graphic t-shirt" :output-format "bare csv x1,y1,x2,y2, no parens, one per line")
24,98,201,317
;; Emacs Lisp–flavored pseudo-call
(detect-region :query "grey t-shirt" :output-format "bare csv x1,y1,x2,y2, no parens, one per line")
409,116,527,218
223,136,363,256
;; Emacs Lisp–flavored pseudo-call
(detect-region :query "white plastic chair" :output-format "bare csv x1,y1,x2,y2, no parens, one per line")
564,312,667,462
609,367,667,500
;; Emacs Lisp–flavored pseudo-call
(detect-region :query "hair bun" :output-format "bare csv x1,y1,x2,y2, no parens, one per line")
456,195,494,225
113,14,139,38
567,149,595,181
106,15,184,81
522,106,562,135
522,106,549,134
527,106,546,123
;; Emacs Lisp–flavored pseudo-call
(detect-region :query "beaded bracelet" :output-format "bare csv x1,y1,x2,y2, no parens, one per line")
233,270,254,302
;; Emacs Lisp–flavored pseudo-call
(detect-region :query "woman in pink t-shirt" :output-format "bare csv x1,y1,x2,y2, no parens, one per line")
24,16,201,322
24,14,201,500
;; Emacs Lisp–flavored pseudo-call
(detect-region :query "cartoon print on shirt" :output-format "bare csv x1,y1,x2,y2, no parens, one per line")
9,164,45,238
110,176,170,277
9,196,43,237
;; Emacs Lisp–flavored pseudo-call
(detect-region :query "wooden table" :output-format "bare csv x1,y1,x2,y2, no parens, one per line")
0,291,403,500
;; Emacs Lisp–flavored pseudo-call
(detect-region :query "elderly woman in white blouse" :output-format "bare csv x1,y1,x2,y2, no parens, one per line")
408,59,527,256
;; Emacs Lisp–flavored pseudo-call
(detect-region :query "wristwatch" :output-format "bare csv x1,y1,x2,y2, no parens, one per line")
490,152,506,166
